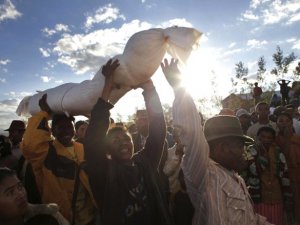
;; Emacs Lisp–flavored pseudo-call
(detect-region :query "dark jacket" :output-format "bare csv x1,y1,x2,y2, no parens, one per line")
84,89,173,225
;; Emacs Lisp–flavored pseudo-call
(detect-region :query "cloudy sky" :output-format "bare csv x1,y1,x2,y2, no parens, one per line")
0,0,300,131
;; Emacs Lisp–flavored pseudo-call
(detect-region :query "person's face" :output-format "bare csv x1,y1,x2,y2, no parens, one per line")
76,123,88,139
214,137,247,172
52,120,75,147
108,130,133,163
258,131,274,149
0,175,28,220
256,104,270,119
9,129,25,145
136,116,149,136
277,115,293,131
251,113,258,123
238,115,251,128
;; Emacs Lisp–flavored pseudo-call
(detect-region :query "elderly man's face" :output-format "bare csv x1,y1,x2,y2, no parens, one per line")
214,137,248,172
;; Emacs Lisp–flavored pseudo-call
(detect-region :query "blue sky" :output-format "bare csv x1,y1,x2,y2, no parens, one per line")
0,0,300,131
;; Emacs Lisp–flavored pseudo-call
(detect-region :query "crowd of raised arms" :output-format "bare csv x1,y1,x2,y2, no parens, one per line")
1,58,300,225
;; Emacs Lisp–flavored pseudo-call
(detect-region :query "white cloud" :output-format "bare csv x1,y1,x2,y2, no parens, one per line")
221,48,243,58
292,40,300,49
42,23,70,37
0,98,26,131
0,0,22,22
160,18,193,28
288,12,300,24
287,37,296,43
241,0,300,25
40,76,53,82
39,48,51,57
241,10,259,20
247,39,268,49
229,42,236,48
247,60,258,71
55,80,64,84
0,59,10,65
85,4,126,30
5,91,32,98
55,24,70,32
0,78,6,83
199,33,209,43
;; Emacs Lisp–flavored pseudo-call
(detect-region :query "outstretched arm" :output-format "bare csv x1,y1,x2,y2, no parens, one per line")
161,58,209,189
84,59,119,206
139,79,166,170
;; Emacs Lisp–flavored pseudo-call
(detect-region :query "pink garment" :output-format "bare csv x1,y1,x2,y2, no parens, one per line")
254,203,283,225
172,88,273,225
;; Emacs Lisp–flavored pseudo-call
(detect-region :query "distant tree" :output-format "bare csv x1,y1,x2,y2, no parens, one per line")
271,46,297,78
257,56,266,82
115,113,123,122
230,77,238,94
294,61,300,79
234,61,251,95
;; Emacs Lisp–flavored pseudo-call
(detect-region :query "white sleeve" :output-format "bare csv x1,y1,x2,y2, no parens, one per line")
172,88,210,189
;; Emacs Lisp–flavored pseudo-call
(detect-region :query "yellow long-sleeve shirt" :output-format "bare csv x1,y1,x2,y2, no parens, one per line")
21,111,96,224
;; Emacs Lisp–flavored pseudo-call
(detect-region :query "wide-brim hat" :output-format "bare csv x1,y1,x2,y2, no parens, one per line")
204,115,253,143
4,120,26,131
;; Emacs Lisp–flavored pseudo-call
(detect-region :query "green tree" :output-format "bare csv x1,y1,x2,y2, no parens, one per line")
257,56,266,82
234,61,251,95
271,46,297,78
294,61,300,79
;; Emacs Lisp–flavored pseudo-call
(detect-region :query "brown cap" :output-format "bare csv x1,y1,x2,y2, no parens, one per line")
4,120,26,131
204,116,253,143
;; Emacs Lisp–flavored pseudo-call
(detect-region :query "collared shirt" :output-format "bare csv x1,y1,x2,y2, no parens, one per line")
172,88,272,225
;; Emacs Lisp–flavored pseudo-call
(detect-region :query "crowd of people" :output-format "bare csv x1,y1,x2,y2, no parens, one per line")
0,58,300,225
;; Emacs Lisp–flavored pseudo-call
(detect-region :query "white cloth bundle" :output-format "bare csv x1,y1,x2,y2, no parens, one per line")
16,26,202,116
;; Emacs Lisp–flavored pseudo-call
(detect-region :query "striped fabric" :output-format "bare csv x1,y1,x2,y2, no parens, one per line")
254,203,283,225
172,88,273,225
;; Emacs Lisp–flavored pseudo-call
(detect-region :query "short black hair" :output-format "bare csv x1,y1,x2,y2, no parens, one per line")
0,167,16,184
277,112,293,122
255,102,269,111
106,126,129,139
75,120,88,131
51,114,75,129
257,126,276,138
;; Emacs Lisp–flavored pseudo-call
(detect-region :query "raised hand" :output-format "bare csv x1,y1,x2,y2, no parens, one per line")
39,94,52,114
101,59,120,101
160,58,182,89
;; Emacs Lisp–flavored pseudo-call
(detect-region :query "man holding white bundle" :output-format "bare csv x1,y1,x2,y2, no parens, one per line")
161,58,272,225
